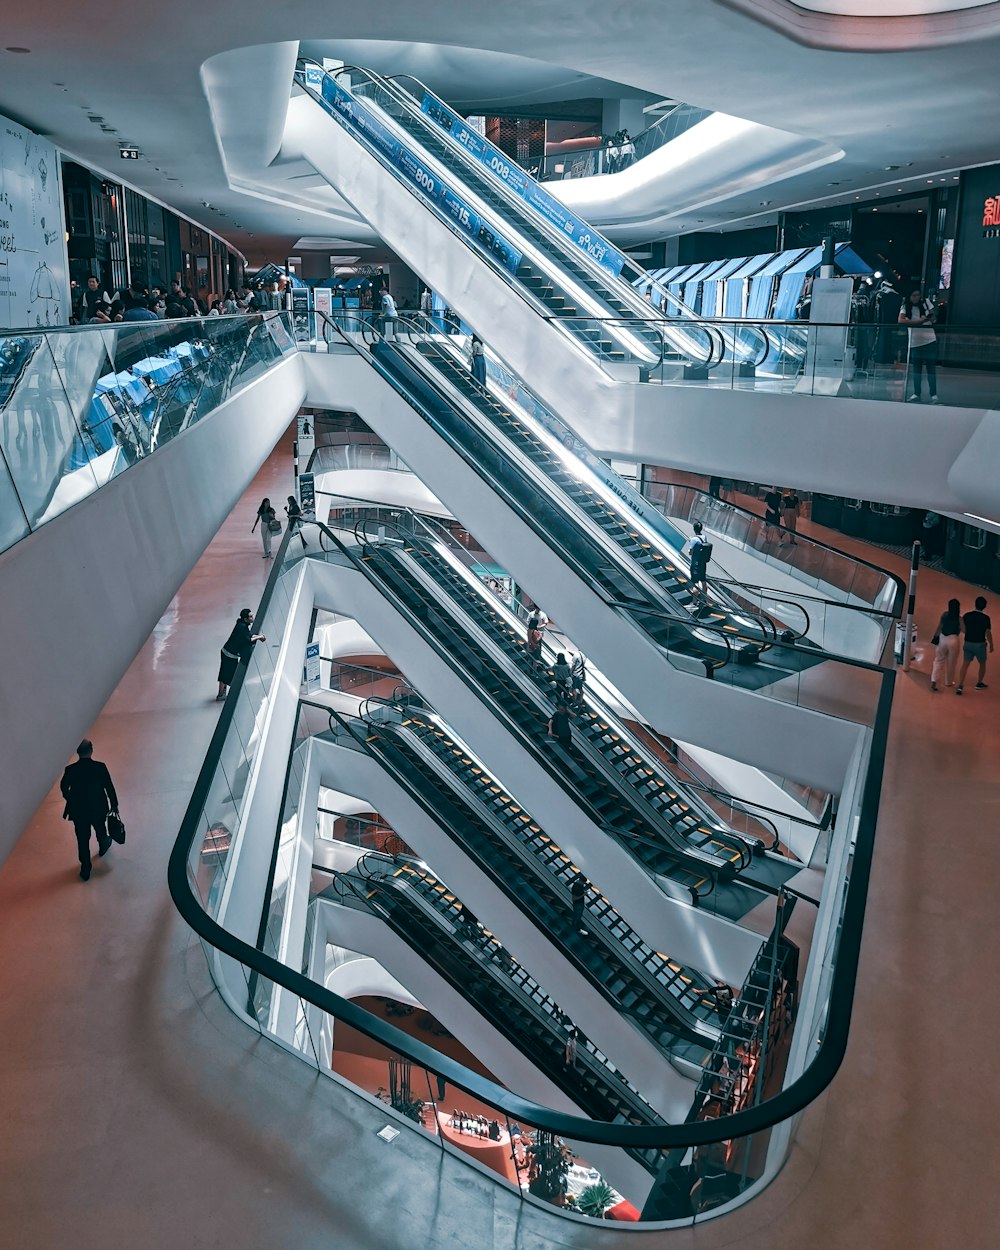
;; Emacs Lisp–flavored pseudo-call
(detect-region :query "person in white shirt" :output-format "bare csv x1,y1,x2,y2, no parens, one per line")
899,289,940,404
379,286,398,340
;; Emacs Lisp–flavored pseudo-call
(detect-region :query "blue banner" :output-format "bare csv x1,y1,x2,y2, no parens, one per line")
420,93,628,278
315,75,521,277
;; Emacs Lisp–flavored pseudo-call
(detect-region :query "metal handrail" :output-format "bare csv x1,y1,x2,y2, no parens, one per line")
169,515,895,1156
296,58,727,369
317,310,775,664
647,480,905,617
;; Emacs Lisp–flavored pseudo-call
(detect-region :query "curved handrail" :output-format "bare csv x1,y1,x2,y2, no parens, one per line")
169,539,895,1151
318,311,773,663
298,58,724,370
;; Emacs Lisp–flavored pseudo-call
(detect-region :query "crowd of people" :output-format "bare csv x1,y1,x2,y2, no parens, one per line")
70,274,288,325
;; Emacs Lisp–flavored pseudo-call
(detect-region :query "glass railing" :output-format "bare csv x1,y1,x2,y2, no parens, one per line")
541,313,1000,403
641,481,903,663
295,60,726,368
0,312,296,556
170,515,895,1225
537,105,713,182
316,311,892,729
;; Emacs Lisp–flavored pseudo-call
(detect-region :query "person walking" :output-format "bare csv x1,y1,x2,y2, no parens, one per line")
899,288,940,404
781,490,800,545
563,1025,579,1069
763,487,783,541
930,598,962,691
285,495,307,549
252,497,278,558
60,739,119,880
470,336,487,388
956,596,993,695
570,873,588,934
217,608,266,700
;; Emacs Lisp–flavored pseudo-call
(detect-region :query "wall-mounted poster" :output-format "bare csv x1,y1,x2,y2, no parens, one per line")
0,112,70,330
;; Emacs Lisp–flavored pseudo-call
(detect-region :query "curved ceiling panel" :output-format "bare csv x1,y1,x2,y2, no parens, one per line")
721,0,1000,46
792,0,995,11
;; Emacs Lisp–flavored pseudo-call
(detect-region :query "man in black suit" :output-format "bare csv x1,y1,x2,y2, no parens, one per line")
60,740,118,880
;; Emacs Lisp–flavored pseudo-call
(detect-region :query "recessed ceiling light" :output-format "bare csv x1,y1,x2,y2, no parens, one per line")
5,47,31,54
884,165,899,171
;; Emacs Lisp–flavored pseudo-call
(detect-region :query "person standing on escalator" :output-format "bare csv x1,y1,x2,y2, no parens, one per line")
570,873,588,934
470,336,487,388
526,607,548,668
378,285,398,341
684,520,712,597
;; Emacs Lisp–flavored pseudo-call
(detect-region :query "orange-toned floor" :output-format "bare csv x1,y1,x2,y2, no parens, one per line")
0,434,998,1248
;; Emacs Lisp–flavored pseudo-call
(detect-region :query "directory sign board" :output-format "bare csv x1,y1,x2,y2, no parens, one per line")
420,93,628,278
303,641,321,693
298,470,316,517
0,112,70,330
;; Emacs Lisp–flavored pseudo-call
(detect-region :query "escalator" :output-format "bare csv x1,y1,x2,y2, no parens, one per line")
347,519,787,920
327,698,722,1055
293,59,721,372
323,850,666,1175
330,312,787,674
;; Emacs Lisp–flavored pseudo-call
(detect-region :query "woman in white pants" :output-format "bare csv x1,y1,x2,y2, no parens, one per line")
931,598,962,691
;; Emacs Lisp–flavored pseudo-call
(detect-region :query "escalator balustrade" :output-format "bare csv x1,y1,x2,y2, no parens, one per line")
295,62,694,369
365,330,767,667
325,852,666,1171
343,698,721,1052
355,529,759,899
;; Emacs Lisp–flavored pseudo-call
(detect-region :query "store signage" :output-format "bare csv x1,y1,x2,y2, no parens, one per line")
291,287,311,342
0,113,70,331
303,641,321,694
318,75,522,275
298,471,316,517
420,92,629,278
982,195,1000,238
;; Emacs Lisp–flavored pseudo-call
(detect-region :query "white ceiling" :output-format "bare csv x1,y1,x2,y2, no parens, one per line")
1,1,1000,264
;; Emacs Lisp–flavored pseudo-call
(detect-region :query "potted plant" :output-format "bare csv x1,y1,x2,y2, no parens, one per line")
575,1180,617,1219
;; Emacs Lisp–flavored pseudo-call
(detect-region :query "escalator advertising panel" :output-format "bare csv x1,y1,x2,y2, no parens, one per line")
318,75,521,276
420,93,628,279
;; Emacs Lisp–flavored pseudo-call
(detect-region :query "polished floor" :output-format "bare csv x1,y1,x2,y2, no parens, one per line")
0,433,997,1248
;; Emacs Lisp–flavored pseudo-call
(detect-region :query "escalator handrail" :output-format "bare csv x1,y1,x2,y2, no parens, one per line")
326,493,768,862
317,858,673,1135
375,68,725,352
319,310,771,657
169,519,897,1152
333,696,721,1037
297,59,718,370
326,492,757,872
343,520,746,880
363,520,755,875
647,481,906,619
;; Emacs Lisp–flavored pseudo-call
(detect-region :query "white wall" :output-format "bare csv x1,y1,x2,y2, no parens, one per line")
0,352,306,862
